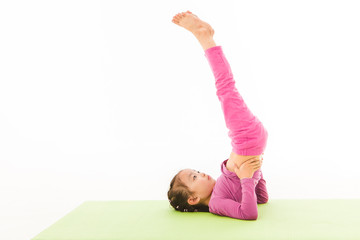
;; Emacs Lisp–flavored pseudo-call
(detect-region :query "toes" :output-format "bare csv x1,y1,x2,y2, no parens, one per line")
172,14,181,24
176,13,184,20
173,14,180,21
185,11,198,18
172,11,190,24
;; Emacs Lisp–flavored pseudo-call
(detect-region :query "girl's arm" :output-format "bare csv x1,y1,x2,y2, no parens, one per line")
210,178,259,220
255,171,269,204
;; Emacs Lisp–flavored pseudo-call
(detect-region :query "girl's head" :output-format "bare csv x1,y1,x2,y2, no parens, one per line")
167,168,216,212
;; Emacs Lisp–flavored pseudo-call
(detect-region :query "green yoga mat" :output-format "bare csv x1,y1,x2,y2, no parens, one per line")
32,199,360,240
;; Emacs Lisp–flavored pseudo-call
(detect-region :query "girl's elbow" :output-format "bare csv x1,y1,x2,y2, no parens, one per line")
247,214,258,220
244,210,258,220
258,196,269,204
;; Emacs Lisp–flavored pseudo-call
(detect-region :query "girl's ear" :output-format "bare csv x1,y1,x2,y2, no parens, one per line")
188,196,200,206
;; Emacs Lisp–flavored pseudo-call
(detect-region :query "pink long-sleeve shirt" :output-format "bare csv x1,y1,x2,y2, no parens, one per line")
204,45,269,220
209,159,268,220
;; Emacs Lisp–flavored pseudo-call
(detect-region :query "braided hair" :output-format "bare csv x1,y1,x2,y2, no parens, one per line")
167,169,209,213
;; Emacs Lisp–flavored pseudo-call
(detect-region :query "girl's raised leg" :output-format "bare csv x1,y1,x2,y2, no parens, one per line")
172,11,268,157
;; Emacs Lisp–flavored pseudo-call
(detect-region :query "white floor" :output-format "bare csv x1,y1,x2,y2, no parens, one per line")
0,168,130,240
1,200,83,240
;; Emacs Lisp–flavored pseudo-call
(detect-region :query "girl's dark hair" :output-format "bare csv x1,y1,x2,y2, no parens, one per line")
167,169,209,212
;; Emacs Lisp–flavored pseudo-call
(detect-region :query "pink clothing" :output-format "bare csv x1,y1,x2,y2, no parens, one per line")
209,159,268,220
204,45,268,156
204,46,269,220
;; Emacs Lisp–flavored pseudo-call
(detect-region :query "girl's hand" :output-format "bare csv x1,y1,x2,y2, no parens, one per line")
229,152,264,170
234,157,262,180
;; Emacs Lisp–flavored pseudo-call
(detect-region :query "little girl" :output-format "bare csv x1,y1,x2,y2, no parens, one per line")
168,11,269,220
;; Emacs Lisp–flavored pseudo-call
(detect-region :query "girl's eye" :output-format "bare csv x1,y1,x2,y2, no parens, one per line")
193,171,200,180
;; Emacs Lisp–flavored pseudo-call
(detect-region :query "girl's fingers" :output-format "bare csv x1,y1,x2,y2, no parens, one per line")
252,162,261,169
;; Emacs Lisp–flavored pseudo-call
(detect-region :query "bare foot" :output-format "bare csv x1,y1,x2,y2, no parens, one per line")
172,11,214,37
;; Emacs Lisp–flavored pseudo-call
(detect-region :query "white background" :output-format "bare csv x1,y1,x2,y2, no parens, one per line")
1,0,359,239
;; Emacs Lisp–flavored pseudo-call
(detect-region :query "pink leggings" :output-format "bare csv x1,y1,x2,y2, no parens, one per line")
204,46,268,156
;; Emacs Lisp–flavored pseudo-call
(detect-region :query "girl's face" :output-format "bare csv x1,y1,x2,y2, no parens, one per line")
178,168,216,206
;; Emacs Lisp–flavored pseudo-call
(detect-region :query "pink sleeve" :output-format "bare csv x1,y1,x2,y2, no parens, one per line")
211,178,258,220
255,171,269,204
252,169,262,185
